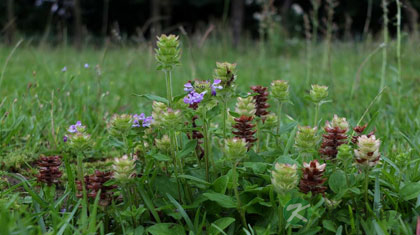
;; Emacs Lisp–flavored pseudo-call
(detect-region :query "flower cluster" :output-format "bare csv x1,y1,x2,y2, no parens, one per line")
354,135,381,167
65,121,91,151
271,163,299,194
310,84,328,104
132,113,153,128
295,126,318,155
155,34,181,71
214,62,236,90
224,138,247,160
251,85,270,120
36,156,62,186
113,155,137,182
319,115,348,159
77,170,116,206
351,124,375,144
299,160,327,195
183,79,222,108
270,80,289,102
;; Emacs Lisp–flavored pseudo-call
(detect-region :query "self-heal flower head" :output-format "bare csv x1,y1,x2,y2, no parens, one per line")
295,126,318,154
224,138,247,160
310,84,328,104
214,62,237,90
271,163,299,194
113,155,137,182
155,135,171,154
68,121,85,133
354,135,380,167
161,108,183,129
328,114,349,131
152,101,168,127
67,132,91,151
235,96,256,117
84,63,89,68
155,34,181,71
270,80,289,102
184,82,194,92
108,114,133,136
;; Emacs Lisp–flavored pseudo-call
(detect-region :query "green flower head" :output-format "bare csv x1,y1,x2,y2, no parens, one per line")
270,80,289,102
271,163,299,194
310,84,328,103
155,34,181,71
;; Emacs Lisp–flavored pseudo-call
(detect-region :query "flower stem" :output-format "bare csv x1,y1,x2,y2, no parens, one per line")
314,103,320,127
165,70,173,107
364,169,369,217
233,162,247,227
222,98,228,144
203,117,210,181
276,102,283,146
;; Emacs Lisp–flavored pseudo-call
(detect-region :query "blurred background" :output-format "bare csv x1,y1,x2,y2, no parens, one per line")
1,0,419,48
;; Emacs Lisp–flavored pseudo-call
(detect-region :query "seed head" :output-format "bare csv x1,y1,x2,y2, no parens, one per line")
271,163,299,194
155,34,181,71
309,84,328,104
270,80,289,102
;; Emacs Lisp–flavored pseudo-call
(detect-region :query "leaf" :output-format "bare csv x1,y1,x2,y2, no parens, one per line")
209,217,235,235
134,94,168,104
177,140,197,159
178,175,210,186
152,153,171,161
167,194,196,234
212,175,229,194
203,192,236,208
147,223,186,235
336,226,343,235
322,220,337,232
400,182,420,201
328,170,346,193
244,162,268,174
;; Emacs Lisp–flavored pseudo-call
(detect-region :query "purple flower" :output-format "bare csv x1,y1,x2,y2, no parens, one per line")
211,79,223,96
132,113,153,127
63,135,68,142
184,82,194,92
184,91,206,105
84,63,89,68
61,66,67,72
68,121,82,133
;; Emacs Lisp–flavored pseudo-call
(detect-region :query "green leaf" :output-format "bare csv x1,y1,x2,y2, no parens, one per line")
336,225,343,235
134,94,168,104
203,192,236,208
322,220,337,232
212,175,229,194
152,153,171,161
328,170,346,193
147,223,186,235
167,194,196,234
178,174,210,186
400,182,420,201
209,217,236,235
177,140,197,159
244,162,268,174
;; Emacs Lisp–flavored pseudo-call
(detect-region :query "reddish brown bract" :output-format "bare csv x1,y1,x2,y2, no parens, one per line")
232,115,257,148
251,85,270,120
77,170,116,206
36,156,63,186
319,125,348,159
351,124,375,144
299,160,327,195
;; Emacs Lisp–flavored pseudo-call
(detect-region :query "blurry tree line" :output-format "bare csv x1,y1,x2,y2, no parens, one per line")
1,0,419,47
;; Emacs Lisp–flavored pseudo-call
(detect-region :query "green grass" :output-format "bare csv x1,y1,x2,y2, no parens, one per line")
1,39,418,166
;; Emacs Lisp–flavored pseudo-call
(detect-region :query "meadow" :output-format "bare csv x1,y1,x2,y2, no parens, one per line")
0,35,419,235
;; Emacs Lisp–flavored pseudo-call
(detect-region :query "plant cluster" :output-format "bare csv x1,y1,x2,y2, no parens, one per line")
1,35,419,235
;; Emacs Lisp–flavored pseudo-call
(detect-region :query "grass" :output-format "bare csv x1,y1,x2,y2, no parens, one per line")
0,36,419,234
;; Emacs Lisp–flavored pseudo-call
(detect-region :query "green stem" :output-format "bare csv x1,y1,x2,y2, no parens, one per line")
169,130,183,203
203,117,210,181
278,196,284,234
314,103,320,127
233,162,247,227
165,70,173,107
276,101,283,145
364,169,369,217
222,98,228,144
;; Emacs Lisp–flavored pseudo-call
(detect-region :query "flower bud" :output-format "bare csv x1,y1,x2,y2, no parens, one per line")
108,114,133,136
224,138,247,160
271,163,299,194
214,62,237,89
152,101,168,127
270,80,289,102
295,126,318,154
161,109,183,128
235,97,256,117
155,34,181,70
262,113,278,129
113,155,136,182
309,84,328,103
156,135,171,154
67,132,91,152
329,114,349,131
354,135,380,167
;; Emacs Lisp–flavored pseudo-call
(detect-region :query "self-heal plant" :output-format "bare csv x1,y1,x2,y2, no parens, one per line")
271,163,299,194
354,135,380,167
270,80,289,145
295,126,318,159
319,115,348,159
309,84,329,127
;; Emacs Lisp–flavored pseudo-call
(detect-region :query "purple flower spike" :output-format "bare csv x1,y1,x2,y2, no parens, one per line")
184,82,194,92
184,91,206,105
63,136,68,142
132,113,153,128
211,79,223,96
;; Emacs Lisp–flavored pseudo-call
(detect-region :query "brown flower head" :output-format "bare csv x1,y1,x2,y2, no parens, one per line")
36,156,62,186
250,85,270,121
232,115,257,148
299,160,327,195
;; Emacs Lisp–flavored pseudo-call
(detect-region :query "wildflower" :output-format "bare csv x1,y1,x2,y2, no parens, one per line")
299,160,327,195
161,108,183,128
61,66,67,72
155,135,171,154
84,63,89,68
354,135,381,167
68,121,85,133
251,85,270,120
271,163,299,194
152,101,168,127
262,113,278,129
67,132,91,151
36,156,62,186
132,113,153,128
76,170,116,206
184,82,194,92
351,124,375,144
224,138,247,160
183,91,206,105
235,96,256,117
63,135,68,143
319,115,348,159
155,34,181,70
270,80,289,102
214,62,237,90
232,115,257,148
295,126,318,154
108,114,133,135
113,155,137,182
309,85,328,103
